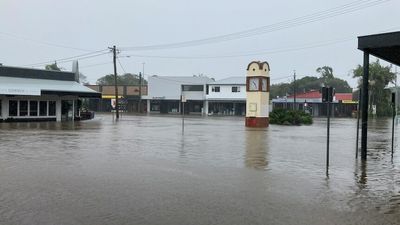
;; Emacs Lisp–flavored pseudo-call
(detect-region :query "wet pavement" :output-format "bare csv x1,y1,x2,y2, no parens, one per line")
0,114,399,225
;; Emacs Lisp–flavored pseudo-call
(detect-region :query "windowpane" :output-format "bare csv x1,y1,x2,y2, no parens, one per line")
212,86,220,92
232,86,240,92
182,85,203,91
19,101,28,116
30,101,38,116
49,101,56,116
40,101,47,116
9,100,18,116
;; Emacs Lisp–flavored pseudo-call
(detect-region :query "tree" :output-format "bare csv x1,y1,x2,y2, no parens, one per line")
96,73,147,85
79,73,89,85
269,70,352,100
45,63,62,71
316,66,334,80
353,59,396,117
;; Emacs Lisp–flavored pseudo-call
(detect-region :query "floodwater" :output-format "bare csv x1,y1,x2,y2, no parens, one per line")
0,114,399,225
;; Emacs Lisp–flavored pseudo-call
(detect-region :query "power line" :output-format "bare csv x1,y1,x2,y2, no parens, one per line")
117,25,400,60
117,57,127,74
22,49,110,67
0,31,93,52
80,61,113,69
120,0,390,51
119,37,354,59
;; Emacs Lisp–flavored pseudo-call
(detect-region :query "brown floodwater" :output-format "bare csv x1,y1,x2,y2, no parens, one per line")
0,114,399,225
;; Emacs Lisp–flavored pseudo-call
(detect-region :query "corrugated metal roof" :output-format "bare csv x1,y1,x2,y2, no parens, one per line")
149,76,214,84
0,76,100,97
212,76,245,85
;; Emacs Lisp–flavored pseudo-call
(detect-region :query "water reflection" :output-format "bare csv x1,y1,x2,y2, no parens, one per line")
1,115,400,224
244,128,269,170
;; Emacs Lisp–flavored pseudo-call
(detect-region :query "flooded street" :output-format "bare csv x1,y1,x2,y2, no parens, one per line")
1,114,400,225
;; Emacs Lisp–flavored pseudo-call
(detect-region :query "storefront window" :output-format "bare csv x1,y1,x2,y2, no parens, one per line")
39,101,47,116
19,101,28,116
49,101,56,116
30,101,38,116
9,100,18,116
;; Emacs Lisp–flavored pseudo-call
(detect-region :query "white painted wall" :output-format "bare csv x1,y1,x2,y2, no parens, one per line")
206,84,246,100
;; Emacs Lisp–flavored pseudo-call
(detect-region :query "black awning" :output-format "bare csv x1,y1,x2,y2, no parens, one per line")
358,31,400,66
41,91,101,98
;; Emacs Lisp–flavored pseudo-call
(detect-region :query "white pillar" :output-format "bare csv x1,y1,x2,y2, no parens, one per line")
146,99,150,114
1,98,8,120
56,99,62,122
72,100,75,121
203,100,209,116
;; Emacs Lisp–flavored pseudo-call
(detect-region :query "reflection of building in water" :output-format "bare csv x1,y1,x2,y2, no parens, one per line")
245,130,269,169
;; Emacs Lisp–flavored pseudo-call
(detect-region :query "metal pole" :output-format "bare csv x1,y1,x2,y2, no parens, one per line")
112,45,120,119
392,98,396,158
361,51,369,160
327,100,331,171
138,72,142,113
293,70,296,110
356,89,361,159
182,101,185,132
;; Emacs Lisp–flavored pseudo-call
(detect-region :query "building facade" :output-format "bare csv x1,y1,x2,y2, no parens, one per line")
206,77,246,116
272,90,357,117
86,85,148,112
144,75,213,114
0,66,100,122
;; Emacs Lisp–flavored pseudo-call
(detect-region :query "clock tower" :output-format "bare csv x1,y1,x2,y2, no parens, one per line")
245,61,270,127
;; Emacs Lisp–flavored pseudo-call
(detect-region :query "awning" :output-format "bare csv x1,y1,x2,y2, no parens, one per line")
0,76,101,98
102,95,123,99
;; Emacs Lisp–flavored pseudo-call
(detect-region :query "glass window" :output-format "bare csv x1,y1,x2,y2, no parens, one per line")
0,100,2,117
212,86,220,92
30,101,38,116
19,101,28,116
39,101,48,116
182,85,204,91
9,100,18,116
232,86,240,92
49,101,56,116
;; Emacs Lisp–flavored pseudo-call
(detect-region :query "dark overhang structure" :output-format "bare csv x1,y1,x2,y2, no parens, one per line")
358,31,400,160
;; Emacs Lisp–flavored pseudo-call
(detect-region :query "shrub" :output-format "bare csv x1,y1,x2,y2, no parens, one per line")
270,108,313,125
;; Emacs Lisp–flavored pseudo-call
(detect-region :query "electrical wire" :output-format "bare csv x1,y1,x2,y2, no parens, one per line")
0,31,93,52
23,49,110,67
119,37,354,59
120,0,391,51
117,57,127,74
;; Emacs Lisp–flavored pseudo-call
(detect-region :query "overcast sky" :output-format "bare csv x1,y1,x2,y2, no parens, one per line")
1,0,399,87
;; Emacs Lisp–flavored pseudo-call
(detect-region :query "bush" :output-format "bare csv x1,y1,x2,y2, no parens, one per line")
270,108,313,125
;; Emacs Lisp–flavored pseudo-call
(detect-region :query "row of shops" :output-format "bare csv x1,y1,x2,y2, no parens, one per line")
0,66,100,122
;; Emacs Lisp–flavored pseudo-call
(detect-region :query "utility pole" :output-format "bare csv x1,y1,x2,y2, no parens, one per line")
293,70,297,110
138,72,142,113
110,45,119,119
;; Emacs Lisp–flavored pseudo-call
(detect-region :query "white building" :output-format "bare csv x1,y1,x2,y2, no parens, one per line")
144,75,247,116
0,66,100,122
206,77,246,115
145,75,213,114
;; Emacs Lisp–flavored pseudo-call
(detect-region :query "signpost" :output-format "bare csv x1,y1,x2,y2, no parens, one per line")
392,92,396,158
322,86,334,174
181,95,186,132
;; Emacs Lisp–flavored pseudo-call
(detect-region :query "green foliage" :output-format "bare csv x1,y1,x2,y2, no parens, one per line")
96,73,148,85
270,108,313,125
45,63,62,71
353,60,396,117
270,66,352,99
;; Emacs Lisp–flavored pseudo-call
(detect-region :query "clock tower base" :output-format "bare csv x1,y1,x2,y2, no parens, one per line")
245,117,269,128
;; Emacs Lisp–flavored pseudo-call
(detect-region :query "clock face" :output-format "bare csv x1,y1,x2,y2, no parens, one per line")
262,78,267,91
249,77,259,91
